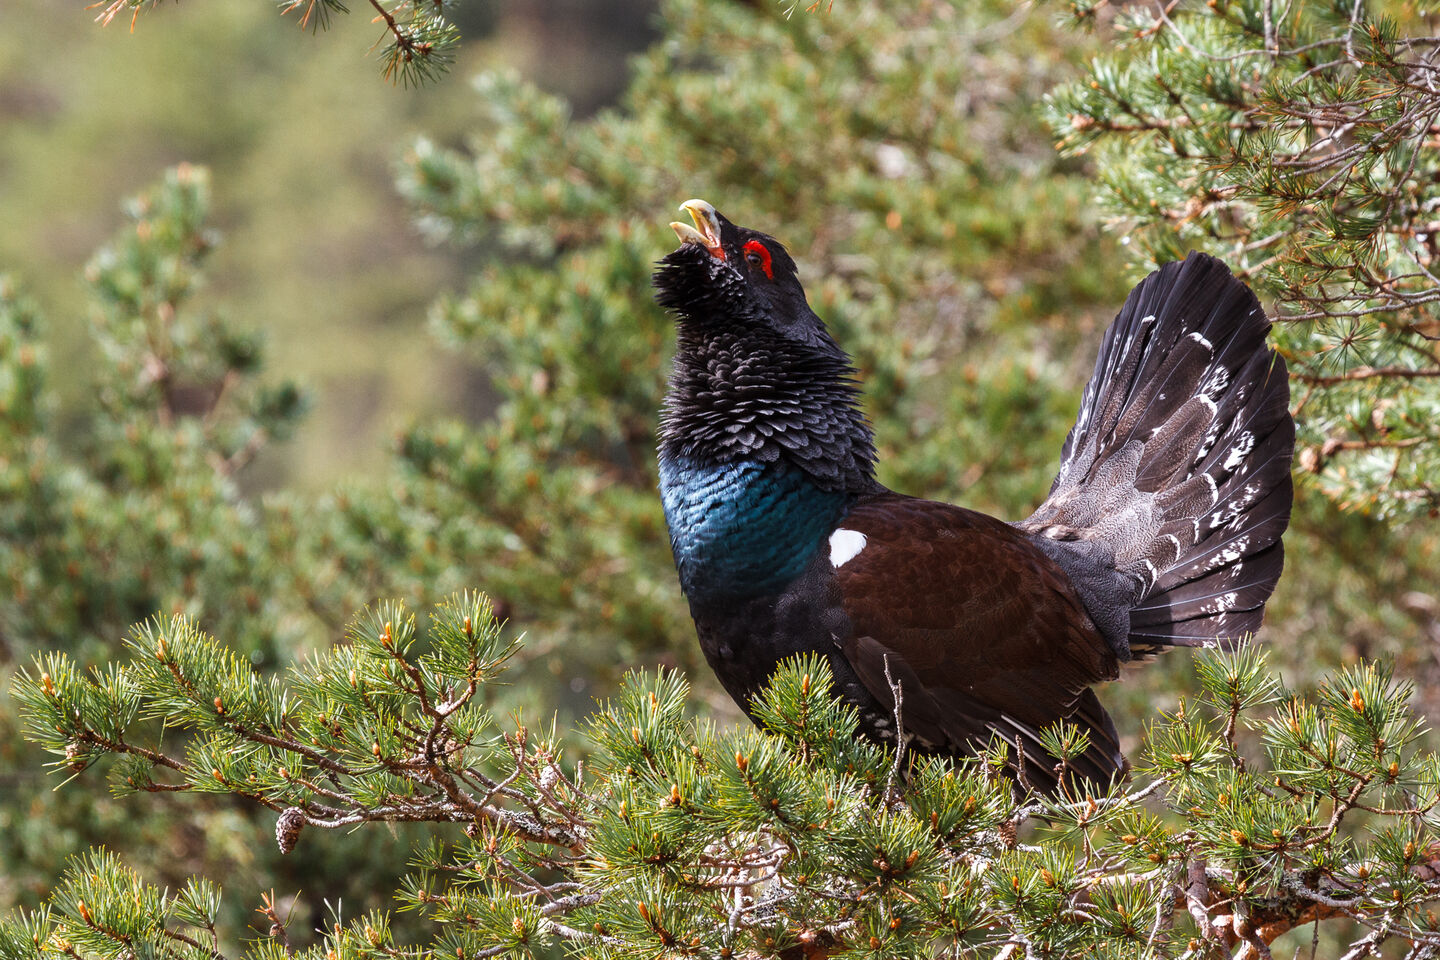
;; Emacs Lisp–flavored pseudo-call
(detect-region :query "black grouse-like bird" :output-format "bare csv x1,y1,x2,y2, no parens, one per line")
653,199,1293,790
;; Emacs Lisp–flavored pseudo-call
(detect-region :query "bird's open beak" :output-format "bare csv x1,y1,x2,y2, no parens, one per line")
670,199,726,261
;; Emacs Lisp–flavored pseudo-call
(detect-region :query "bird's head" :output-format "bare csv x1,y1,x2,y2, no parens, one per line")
652,198,876,490
654,199,834,351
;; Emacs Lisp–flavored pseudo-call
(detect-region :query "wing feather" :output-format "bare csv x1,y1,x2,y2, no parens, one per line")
834,495,1126,789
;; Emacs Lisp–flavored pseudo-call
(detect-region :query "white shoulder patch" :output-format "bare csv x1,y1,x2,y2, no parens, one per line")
829,528,867,568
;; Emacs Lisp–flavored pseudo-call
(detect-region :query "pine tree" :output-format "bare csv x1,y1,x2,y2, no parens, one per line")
1046,0,1440,518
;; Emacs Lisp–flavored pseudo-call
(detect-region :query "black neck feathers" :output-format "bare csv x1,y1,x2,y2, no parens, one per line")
659,325,878,494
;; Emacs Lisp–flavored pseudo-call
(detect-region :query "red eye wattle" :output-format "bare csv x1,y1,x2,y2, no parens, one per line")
743,240,773,280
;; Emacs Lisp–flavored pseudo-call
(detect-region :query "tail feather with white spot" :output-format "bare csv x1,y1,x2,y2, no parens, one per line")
1022,251,1294,658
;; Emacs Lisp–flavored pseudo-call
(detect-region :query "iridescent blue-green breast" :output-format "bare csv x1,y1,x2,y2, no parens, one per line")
658,455,850,603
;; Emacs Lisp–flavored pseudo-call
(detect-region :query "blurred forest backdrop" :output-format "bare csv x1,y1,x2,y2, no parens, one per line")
2,0,1440,953
0,0,653,490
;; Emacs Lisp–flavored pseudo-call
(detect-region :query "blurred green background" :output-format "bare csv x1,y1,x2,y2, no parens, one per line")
0,0,654,491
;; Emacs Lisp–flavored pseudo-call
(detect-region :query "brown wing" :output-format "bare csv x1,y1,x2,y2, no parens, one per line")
833,493,1125,788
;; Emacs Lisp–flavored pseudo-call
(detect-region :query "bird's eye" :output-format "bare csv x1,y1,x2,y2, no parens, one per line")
742,240,774,280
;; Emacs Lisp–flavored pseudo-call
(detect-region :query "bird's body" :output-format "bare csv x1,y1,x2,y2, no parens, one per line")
654,200,1293,789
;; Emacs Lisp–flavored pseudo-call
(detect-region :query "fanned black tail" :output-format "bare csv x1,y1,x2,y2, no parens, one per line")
1023,251,1294,659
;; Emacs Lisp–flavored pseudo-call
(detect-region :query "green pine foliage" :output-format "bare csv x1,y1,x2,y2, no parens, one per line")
1046,0,1440,518
10,597,1440,958
89,0,462,86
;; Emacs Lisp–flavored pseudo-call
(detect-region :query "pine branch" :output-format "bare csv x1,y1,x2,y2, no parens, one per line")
1047,0,1440,517
89,0,460,84
15,627,1440,958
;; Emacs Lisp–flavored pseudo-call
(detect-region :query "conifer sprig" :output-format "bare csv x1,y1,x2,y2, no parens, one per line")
88,0,176,32
363,1,459,87
89,0,462,85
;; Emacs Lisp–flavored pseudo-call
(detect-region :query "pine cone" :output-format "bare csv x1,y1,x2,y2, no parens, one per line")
275,806,305,854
